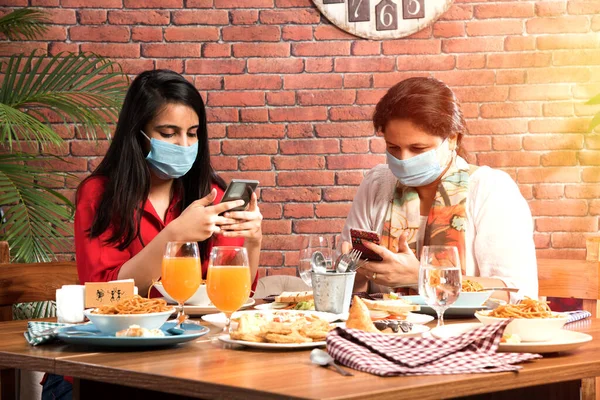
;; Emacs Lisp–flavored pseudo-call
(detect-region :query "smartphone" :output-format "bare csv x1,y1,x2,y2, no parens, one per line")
350,228,383,261
220,179,259,212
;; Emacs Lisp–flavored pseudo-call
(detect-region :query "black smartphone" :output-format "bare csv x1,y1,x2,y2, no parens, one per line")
350,228,383,261
220,179,259,212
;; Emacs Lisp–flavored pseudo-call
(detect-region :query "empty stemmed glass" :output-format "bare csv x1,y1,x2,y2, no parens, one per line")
418,245,462,327
298,236,332,286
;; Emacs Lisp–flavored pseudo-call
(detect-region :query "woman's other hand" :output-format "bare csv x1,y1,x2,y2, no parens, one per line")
167,189,244,242
218,192,263,243
357,231,420,287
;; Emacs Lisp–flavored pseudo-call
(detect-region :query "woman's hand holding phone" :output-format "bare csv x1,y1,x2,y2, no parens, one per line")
167,189,243,242
219,192,263,243
353,230,420,288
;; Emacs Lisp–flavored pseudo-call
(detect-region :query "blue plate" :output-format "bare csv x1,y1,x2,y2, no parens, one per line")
56,322,209,347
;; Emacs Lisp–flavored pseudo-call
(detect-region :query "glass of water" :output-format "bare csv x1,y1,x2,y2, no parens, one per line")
418,245,462,327
298,236,332,286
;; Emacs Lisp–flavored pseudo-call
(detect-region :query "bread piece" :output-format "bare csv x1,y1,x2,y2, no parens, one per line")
274,291,313,303
346,296,380,333
362,298,420,315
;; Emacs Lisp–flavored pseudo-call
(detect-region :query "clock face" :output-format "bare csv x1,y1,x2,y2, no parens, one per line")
312,0,455,40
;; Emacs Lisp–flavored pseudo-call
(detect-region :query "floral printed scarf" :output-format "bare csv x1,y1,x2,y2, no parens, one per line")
380,156,476,274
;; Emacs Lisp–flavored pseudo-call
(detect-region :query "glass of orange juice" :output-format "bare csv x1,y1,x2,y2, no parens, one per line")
162,241,202,323
206,246,251,334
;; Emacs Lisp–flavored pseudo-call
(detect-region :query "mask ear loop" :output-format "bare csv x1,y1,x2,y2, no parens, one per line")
140,130,152,142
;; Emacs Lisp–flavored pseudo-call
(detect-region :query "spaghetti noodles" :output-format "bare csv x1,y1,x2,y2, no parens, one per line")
92,295,172,315
462,279,484,292
488,297,557,319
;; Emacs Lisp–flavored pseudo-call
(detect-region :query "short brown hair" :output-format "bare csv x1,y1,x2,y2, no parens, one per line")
373,77,467,150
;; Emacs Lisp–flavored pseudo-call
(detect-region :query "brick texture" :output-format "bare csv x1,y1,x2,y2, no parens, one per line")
3,0,600,273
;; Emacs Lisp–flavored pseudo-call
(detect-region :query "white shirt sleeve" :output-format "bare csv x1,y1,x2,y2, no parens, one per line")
468,167,538,302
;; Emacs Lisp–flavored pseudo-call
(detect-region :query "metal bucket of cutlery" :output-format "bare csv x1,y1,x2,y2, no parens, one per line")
311,271,355,314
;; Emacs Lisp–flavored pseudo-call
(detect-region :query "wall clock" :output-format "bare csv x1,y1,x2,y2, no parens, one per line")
312,0,454,40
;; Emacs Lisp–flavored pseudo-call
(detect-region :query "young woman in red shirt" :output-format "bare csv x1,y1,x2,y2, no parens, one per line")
74,69,263,296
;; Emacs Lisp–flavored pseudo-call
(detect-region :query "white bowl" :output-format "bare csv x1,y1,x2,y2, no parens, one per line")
153,282,209,306
475,310,568,342
454,291,494,307
83,308,174,336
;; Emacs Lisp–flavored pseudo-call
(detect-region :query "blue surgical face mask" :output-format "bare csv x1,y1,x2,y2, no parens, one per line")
141,130,198,180
386,139,452,187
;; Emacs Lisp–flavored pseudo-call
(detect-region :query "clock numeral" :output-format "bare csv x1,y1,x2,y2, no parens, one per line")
402,0,424,19
323,0,344,4
375,0,398,31
348,0,370,22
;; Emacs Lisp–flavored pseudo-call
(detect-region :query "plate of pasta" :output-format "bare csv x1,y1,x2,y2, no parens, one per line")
475,297,569,342
84,295,175,336
431,322,592,353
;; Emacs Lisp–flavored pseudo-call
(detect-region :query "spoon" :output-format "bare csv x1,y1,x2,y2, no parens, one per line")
310,349,353,376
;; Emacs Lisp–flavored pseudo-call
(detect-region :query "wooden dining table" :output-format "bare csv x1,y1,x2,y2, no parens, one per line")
0,314,598,400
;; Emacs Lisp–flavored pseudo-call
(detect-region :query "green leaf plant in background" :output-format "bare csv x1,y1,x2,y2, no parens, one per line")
586,92,600,132
0,8,128,262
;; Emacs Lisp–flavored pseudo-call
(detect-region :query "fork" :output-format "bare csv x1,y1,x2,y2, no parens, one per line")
335,249,362,273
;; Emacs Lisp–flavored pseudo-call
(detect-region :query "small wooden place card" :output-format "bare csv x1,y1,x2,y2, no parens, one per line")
85,280,135,308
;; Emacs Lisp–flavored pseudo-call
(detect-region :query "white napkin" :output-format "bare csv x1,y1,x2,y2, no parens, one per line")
56,285,85,323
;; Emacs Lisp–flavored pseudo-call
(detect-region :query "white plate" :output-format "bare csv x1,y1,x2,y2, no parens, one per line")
402,295,505,318
175,298,255,316
202,309,342,329
219,334,326,349
430,323,592,353
404,312,434,325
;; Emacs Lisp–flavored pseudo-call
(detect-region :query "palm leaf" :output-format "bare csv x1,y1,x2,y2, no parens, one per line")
590,113,600,132
0,9,49,41
0,153,74,263
0,51,128,149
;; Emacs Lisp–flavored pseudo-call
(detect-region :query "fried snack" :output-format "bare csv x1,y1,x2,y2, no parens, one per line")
489,297,558,319
462,279,484,292
265,331,312,344
300,319,331,341
92,295,171,315
230,313,266,342
229,311,334,344
361,298,420,314
346,296,380,333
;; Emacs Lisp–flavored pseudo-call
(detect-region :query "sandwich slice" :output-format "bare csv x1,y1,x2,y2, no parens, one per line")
361,297,420,318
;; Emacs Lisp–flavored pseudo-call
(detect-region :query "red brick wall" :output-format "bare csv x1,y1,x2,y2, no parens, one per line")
2,0,600,276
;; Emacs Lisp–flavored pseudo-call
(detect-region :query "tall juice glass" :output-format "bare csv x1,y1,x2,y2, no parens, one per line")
162,241,202,323
206,246,251,334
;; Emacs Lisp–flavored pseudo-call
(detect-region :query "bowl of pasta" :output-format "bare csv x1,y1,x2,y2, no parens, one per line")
84,295,175,336
455,280,493,307
475,298,569,342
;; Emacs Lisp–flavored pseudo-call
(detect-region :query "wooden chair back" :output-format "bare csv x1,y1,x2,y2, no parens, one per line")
537,255,600,400
0,241,79,322
537,258,600,317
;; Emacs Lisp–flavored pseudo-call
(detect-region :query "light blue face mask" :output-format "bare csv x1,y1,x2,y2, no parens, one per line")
141,130,198,180
386,139,452,187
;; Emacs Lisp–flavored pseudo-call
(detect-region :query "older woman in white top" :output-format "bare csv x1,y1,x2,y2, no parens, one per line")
341,77,538,303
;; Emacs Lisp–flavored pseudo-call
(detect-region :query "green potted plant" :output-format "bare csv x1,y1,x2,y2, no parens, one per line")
0,8,128,264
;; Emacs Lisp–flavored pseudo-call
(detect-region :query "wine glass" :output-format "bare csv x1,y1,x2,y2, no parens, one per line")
206,246,251,334
418,245,462,327
298,236,332,286
162,241,202,325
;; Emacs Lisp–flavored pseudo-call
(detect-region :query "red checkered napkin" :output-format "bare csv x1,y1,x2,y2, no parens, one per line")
326,320,541,376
